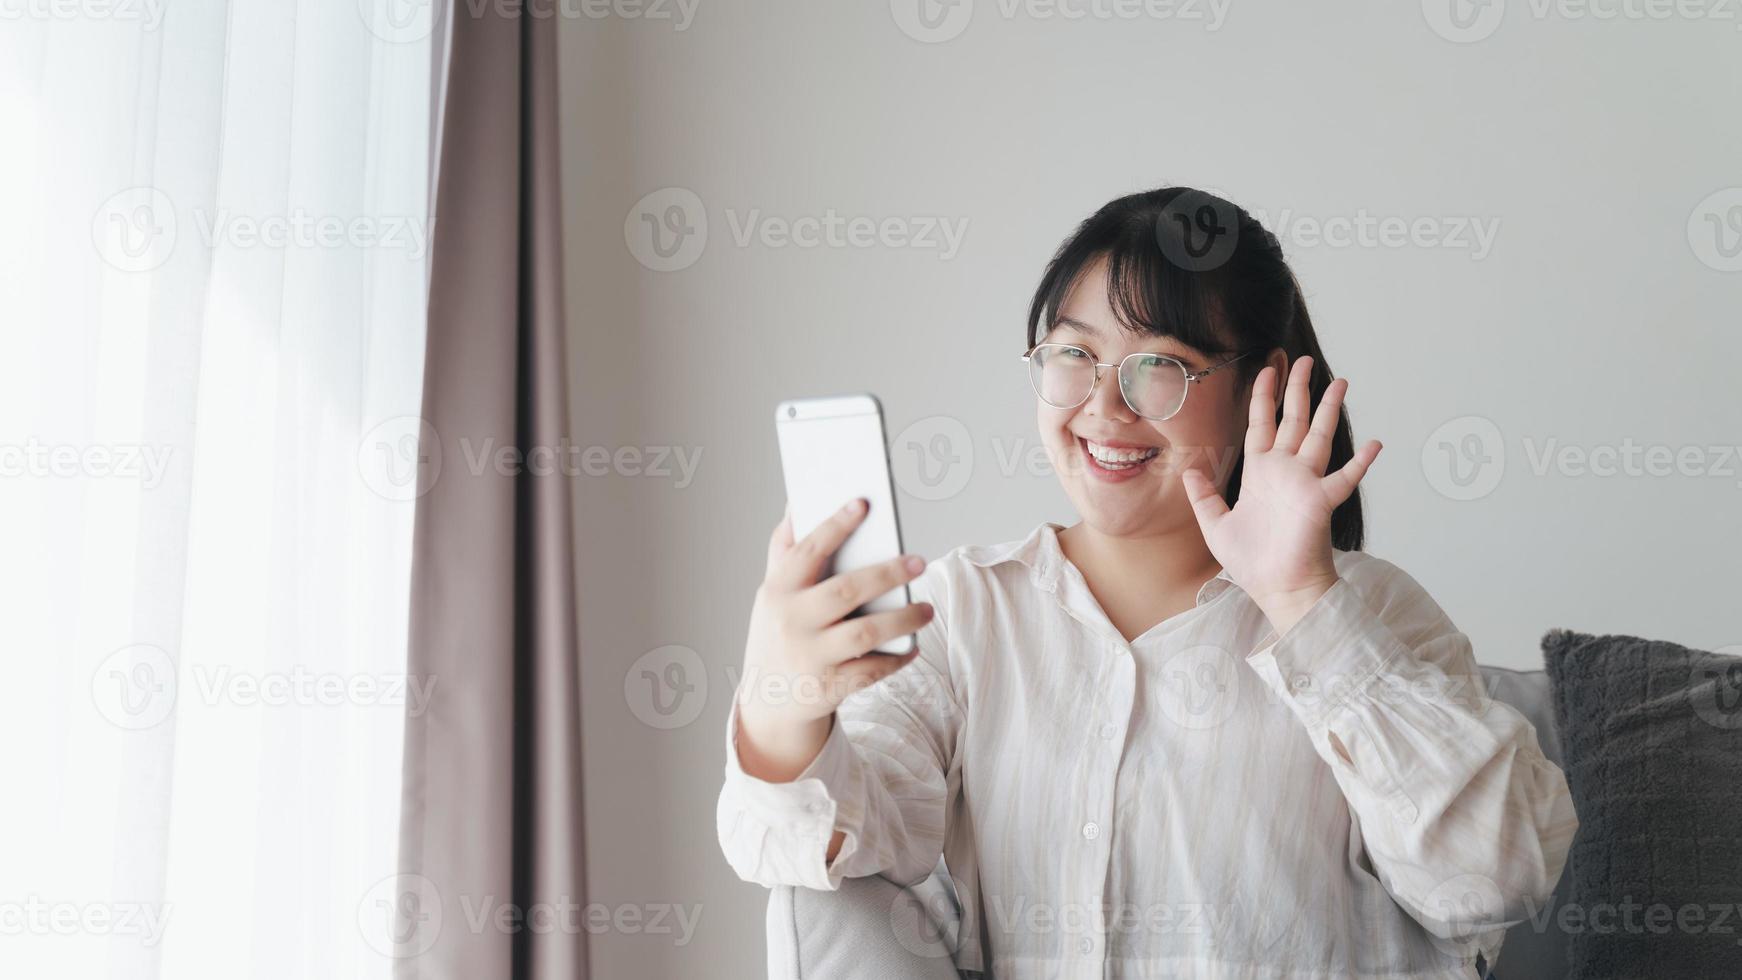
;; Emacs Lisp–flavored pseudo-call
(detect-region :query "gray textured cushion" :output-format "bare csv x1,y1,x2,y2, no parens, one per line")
766,664,1568,978
1541,629,1742,979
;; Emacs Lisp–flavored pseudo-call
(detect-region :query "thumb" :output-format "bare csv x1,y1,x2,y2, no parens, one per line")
836,647,922,693
1180,465,1229,532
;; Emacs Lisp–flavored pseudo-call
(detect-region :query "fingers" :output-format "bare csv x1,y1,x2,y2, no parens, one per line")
832,647,923,691
767,498,868,591
817,602,935,663
1321,438,1383,505
1297,376,1347,474
1244,365,1278,455
800,554,928,626
764,503,795,578
1271,355,1315,453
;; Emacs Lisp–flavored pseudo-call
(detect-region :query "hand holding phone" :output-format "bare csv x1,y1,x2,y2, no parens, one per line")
731,395,936,783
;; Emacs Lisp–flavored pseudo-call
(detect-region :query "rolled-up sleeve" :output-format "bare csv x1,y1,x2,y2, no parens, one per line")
1243,555,1579,964
716,564,965,892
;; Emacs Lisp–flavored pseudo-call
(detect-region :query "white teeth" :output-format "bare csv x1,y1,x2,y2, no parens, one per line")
1084,440,1160,467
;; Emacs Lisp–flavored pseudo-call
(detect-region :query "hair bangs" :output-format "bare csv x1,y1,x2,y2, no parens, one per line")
1025,207,1237,357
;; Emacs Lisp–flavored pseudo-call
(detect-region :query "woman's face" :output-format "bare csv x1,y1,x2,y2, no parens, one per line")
1036,256,1262,539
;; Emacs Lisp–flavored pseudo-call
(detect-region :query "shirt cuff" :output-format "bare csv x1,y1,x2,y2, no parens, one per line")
1244,576,1409,728
721,696,858,880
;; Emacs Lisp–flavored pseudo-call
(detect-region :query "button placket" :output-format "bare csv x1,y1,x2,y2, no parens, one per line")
1075,654,1130,971
1095,653,1126,743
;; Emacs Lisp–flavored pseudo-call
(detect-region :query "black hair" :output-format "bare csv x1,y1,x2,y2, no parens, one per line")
1026,186,1365,551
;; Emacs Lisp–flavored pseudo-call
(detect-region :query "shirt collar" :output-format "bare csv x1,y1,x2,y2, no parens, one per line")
962,522,1238,608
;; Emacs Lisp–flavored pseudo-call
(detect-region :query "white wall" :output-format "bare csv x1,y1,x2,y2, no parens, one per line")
557,4,1742,975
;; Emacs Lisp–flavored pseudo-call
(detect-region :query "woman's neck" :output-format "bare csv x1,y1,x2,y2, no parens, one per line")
1056,521,1223,641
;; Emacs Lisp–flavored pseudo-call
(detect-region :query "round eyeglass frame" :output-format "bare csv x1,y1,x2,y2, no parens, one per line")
1019,343,1252,421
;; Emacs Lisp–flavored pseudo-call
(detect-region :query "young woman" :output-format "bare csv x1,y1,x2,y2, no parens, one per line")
717,187,1577,979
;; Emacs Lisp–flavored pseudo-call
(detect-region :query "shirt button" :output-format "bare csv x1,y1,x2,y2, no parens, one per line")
807,802,828,816
1078,936,1094,954
1098,723,1117,739
1081,821,1100,840
1291,673,1313,691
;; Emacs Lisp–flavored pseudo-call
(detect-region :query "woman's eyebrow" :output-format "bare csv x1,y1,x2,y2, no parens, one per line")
1052,316,1101,336
1048,317,1203,362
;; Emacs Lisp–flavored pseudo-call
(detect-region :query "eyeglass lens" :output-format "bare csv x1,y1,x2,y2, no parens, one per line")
1028,345,1190,420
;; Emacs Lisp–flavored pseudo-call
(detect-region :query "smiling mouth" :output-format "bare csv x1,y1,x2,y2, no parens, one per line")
1078,437,1162,472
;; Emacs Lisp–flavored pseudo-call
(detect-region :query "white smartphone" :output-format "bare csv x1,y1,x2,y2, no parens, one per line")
774,393,914,655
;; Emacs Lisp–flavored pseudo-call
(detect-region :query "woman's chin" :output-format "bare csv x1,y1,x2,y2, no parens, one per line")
1066,464,1195,532
1070,491,1165,537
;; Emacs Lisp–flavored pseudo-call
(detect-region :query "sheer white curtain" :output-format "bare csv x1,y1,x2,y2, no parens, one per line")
0,2,435,977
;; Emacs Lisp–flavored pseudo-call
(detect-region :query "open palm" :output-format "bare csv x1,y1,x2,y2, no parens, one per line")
1180,355,1382,612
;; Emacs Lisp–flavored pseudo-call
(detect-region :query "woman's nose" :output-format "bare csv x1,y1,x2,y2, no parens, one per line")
1083,363,1137,422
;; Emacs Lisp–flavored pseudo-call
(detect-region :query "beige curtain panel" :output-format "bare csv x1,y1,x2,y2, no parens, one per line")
395,3,587,978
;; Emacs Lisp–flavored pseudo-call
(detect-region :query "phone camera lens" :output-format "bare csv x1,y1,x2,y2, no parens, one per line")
786,405,796,419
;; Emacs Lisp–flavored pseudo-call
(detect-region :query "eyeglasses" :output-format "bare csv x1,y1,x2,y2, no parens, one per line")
1019,343,1251,421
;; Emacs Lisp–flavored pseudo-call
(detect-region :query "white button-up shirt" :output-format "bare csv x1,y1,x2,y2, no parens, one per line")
717,523,1578,979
